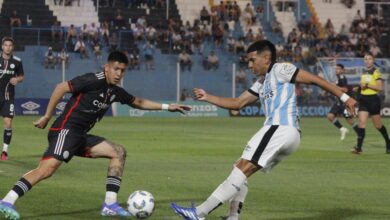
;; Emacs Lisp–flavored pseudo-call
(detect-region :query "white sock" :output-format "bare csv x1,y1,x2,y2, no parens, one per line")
3,190,19,205
3,144,9,152
227,180,248,219
104,191,117,205
196,167,247,217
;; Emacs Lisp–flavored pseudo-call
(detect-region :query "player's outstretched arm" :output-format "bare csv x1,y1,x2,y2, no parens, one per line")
33,82,71,129
295,69,357,116
130,97,191,114
193,88,257,110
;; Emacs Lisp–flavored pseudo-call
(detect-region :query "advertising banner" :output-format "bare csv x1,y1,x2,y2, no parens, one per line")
114,101,229,117
15,98,113,116
230,102,390,117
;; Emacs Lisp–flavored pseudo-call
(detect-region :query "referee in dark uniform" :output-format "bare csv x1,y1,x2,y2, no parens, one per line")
0,37,24,160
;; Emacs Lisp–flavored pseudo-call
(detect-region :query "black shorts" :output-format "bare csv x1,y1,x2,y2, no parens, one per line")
0,100,15,118
358,94,381,115
42,129,105,163
329,102,351,118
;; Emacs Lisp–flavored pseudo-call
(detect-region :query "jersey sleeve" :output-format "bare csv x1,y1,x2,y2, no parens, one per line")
113,86,136,104
248,81,261,96
16,61,24,76
374,69,382,81
68,73,99,94
274,63,299,83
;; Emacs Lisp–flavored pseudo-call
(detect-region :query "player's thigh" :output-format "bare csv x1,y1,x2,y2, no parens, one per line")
86,137,125,159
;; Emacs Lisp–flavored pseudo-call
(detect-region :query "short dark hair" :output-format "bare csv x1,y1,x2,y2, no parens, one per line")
246,40,277,62
2,37,14,45
336,64,344,69
108,51,129,65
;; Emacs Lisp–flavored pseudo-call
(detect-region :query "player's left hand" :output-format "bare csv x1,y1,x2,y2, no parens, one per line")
9,77,19,86
344,97,357,117
33,116,51,129
168,104,191,114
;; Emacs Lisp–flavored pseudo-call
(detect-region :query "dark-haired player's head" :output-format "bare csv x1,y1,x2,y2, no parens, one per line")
105,51,129,85
335,64,344,75
108,51,129,65
246,40,277,76
1,37,15,56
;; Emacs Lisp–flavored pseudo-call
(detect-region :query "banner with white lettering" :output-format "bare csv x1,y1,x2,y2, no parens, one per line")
113,101,229,117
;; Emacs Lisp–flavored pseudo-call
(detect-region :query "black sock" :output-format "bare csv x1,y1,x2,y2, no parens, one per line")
12,177,32,198
332,119,342,129
377,125,390,144
352,123,359,135
357,128,365,149
106,176,121,193
4,129,12,145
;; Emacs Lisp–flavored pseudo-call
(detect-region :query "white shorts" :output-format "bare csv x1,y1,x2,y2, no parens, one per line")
241,125,300,173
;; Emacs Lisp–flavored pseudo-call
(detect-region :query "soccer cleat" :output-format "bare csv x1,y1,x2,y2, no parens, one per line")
1,151,8,160
0,200,20,220
351,147,362,155
101,202,131,218
340,127,349,141
171,202,204,220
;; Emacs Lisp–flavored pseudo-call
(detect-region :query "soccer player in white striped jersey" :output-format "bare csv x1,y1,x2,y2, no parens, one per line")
171,40,357,220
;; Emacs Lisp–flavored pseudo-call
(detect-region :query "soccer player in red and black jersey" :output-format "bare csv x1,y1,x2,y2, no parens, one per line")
0,37,24,161
0,51,190,219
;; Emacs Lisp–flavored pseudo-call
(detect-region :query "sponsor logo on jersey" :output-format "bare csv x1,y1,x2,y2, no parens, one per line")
10,64,15,69
21,101,40,115
93,100,110,109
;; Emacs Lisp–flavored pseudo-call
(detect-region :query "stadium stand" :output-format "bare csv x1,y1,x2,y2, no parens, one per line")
45,0,99,27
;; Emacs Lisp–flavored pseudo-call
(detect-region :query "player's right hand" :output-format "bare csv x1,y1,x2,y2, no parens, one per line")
345,98,357,117
193,88,207,101
33,116,51,129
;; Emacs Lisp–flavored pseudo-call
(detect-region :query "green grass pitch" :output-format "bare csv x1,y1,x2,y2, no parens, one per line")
0,116,389,220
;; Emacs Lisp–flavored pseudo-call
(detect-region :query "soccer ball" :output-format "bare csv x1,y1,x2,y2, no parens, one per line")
127,190,155,219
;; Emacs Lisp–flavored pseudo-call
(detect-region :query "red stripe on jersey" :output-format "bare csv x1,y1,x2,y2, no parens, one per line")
50,94,82,131
67,80,73,92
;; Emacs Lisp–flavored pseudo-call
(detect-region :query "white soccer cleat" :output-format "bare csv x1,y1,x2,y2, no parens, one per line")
340,127,349,141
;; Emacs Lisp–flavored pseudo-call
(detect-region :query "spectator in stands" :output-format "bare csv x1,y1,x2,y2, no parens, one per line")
171,31,183,51
226,35,236,53
93,41,102,60
10,10,22,27
136,16,147,29
80,24,89,41
235,66,247,88
145,24,157,43
178,50,192,72
243,3,254,27
212,22,224,48
66,24,78,46
142,41,155,71
51,21,63,42
204,51,219,71
272,20,282,33
129,49,140,70
113,9,126,30
109,32,118,52
44,47,56,69
74,37,88,59
200,6,211,25
88,22,99,42
57,48,70,68
100,20,110,46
